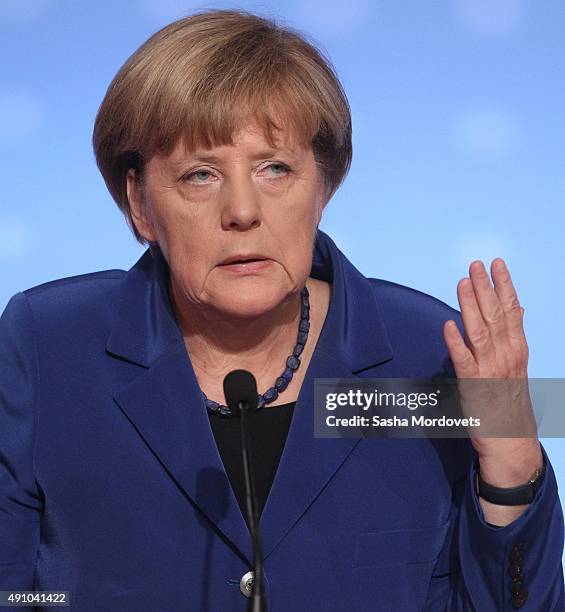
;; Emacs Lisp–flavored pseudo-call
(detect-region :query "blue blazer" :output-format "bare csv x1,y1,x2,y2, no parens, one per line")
1,229,563,611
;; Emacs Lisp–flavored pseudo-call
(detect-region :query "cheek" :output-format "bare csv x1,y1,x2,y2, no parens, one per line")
276,192,320,233
281,229,318,278
272,201,318,257
156,207,208,259
168,257,213,305
161,223,216,294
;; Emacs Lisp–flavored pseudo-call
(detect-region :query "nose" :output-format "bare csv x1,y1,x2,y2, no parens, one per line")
220,173,262,231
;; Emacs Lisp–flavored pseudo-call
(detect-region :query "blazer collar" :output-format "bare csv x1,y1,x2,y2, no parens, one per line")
106,228,393,373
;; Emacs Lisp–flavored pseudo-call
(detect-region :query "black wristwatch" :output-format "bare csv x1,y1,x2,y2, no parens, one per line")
475,461,545,506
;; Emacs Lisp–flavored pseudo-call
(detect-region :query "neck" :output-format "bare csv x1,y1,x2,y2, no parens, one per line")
168,279,306,385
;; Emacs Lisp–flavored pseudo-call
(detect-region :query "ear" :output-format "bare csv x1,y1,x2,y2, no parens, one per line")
126,168,158,243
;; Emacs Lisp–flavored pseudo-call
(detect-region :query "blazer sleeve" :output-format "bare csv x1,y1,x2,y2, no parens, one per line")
424,432,564,610
0,292,42,596
444,437,565,611
420,306,565,610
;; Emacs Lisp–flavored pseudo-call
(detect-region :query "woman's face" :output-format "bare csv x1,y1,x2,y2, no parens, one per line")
126,119,328,319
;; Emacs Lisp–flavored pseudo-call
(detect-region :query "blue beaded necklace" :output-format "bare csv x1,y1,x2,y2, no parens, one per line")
202,285,310,418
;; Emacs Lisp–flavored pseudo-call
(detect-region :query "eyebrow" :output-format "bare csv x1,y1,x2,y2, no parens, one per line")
171,148,300,167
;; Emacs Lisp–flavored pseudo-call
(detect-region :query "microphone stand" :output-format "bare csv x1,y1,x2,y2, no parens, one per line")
238,399,267,612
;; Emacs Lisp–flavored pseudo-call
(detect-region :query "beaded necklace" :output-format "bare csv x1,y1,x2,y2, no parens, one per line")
202,285,310,418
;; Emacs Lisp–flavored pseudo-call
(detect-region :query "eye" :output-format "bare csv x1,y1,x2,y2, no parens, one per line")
180,162,291,184
182,169,214,184
265,162,291,177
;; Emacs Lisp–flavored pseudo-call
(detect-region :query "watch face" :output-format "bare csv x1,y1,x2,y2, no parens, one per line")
530,465,545,486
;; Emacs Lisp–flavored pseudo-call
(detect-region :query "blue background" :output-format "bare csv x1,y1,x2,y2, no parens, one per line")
1,0,563,561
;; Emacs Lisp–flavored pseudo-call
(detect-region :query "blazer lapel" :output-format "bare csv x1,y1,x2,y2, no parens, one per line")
106,230,394,566
107,246,254,564
259,230,394,559
112,343,255,564
258,349,362,560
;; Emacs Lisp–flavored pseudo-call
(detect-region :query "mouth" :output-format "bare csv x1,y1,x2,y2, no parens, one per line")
217,258,273,273
219,258,266,265
218,254,270,266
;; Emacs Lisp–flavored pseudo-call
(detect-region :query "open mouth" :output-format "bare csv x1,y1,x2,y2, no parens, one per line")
218,258,273,271
222,259,263,264
219,257,269,265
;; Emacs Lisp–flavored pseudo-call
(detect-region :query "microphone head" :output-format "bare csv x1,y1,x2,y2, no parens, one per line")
223,369,258,415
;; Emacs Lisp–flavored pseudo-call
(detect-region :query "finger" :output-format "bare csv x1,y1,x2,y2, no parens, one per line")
469,260,508,344
490,258,526,341
457,277,494,363
443,320,478,378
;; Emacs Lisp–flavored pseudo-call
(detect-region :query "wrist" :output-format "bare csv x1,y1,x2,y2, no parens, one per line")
475,448,545,507
477,441,543,488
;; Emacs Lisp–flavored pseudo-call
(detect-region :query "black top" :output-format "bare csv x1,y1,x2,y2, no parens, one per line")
208,401,296,528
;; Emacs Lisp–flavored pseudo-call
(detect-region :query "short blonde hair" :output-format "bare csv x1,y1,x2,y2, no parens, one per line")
92,8,352,246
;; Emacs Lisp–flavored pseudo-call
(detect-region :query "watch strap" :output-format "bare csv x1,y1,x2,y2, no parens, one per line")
475,461,545,506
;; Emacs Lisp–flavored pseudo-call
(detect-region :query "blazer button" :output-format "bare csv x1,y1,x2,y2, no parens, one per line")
511,589,528,609
510,543,525,563
508,563,524,579
240,571,254,598
510,577,524,595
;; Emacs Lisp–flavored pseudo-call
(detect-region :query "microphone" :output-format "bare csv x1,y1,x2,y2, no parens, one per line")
223,370,268,612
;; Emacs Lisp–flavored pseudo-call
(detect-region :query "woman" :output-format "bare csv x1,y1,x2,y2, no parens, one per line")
0,8,562,612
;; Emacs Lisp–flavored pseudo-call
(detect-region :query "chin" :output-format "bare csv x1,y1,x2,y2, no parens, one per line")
211,290,286,319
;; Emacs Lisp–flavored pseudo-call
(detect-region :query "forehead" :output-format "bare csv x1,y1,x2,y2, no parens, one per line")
165,118,311,166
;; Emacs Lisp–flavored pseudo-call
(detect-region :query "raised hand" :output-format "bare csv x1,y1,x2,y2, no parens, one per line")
443,258,543,523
